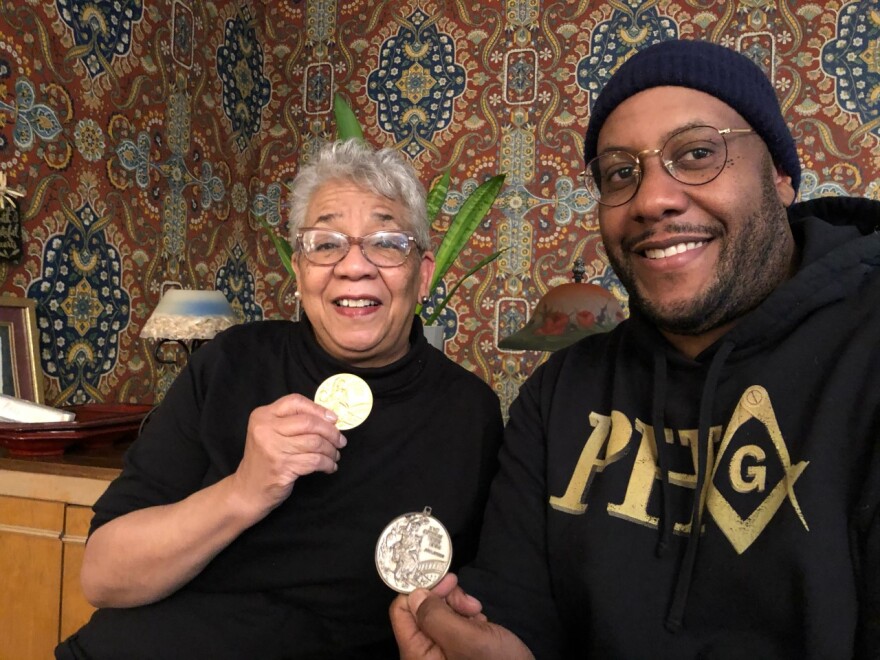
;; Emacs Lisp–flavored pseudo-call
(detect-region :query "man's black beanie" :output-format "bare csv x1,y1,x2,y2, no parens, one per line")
583,39,801,194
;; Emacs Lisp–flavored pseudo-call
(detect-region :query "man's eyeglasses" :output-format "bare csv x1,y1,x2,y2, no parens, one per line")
295,228,420,267
580,125,756,207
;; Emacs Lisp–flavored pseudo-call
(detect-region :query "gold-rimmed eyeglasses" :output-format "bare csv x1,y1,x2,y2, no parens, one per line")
579,125,756,207
295,228,420,267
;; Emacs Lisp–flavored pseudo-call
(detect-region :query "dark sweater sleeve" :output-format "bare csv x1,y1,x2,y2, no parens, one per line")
856,427,880,658
459,364,567,659
88,342,216,534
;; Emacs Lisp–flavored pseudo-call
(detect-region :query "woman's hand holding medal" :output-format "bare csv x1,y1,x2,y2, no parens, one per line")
231,391,349,519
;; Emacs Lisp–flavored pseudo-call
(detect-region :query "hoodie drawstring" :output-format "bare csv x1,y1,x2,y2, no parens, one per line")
652,349,672,557
663,340,735,633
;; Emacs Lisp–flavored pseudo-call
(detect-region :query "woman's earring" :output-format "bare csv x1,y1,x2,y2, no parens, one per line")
294,290,301,300
420,295,430,304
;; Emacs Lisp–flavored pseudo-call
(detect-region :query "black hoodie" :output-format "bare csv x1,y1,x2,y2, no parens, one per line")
462,197,880,659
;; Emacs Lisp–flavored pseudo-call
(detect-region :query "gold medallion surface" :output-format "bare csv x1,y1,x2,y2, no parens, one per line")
375,507,452,594
314,373,373,430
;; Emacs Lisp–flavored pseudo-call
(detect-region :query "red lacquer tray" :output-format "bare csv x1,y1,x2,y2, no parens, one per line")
0,403,154,457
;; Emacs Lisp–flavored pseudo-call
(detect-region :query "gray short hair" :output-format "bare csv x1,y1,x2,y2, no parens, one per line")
288,139,429,252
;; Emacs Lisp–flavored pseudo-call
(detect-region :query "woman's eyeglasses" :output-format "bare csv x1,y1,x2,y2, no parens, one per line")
580,125,756,207
295,228,419,267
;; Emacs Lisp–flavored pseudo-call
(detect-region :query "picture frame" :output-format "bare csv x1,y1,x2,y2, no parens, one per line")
0,296,44,403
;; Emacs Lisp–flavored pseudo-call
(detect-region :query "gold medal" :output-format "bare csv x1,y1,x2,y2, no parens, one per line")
314,373,373,430
375,507,453,594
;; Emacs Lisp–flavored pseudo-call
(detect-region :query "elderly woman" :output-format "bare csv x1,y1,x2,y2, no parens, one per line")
57,140,503,660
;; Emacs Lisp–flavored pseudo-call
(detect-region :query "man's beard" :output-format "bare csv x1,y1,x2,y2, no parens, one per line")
608,171,793,337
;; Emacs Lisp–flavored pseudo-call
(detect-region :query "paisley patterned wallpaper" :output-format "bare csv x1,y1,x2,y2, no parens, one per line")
0,0,877,414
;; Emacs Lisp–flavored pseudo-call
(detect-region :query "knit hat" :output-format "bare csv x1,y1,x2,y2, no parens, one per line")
583,39,801,193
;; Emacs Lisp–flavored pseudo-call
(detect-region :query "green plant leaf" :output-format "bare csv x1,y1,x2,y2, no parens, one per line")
423,248,508,325
429,173,505,295
255,213,296,281
426,170,450,223
333,94,364,141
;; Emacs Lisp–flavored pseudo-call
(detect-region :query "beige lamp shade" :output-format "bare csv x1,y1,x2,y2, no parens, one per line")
499,282,625,351
140,289,236,341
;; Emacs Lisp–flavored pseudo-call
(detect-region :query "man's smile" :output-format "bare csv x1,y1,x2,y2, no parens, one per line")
643,240,707,260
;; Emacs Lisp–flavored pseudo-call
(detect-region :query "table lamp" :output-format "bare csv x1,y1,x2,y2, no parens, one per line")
140,289,236,363
499,259,626,351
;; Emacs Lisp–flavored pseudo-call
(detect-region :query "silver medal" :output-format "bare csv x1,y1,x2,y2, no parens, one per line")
375,507,452,593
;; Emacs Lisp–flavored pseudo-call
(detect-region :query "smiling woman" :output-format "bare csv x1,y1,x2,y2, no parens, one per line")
57,140,504,659
286,141,437,368
290,162,434,367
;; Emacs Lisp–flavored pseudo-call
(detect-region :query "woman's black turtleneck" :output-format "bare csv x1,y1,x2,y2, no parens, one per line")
59,316,503,660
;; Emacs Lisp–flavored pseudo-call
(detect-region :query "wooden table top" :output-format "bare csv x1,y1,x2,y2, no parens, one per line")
0,443,126,481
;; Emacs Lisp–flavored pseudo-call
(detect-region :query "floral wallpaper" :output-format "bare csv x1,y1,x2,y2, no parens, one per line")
0,0,877,415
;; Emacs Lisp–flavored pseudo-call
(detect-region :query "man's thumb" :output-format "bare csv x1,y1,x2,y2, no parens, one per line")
408,588,430,615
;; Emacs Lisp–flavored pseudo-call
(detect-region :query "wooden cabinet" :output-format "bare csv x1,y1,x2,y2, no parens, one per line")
0,495,65,660
0,449,119,660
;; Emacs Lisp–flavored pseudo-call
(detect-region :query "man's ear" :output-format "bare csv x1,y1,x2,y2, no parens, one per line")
773,164,796,207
